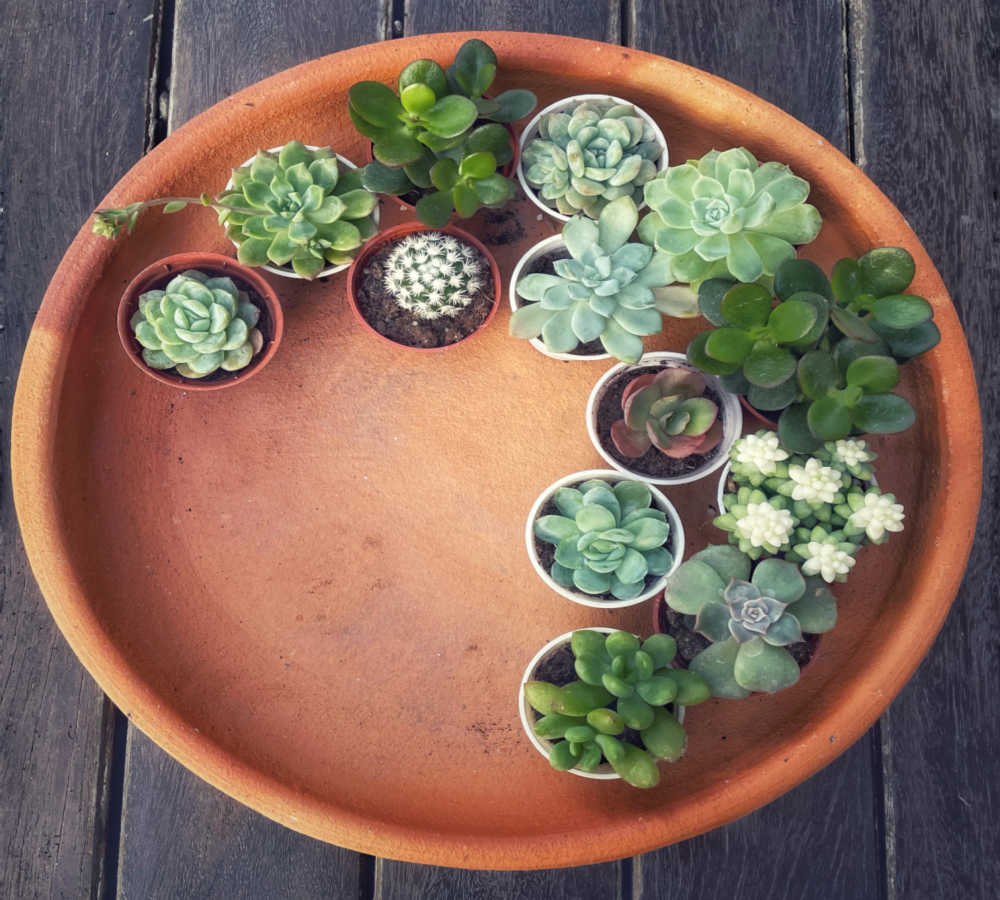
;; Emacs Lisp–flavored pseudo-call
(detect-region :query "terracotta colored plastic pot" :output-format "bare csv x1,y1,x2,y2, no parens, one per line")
508,235,612,361
517,93,669,222
518,627,686,781
740,394,779,429
115,252,283,391
586,351,743,485
525,469,684,608
346,222,501,350
224,146,379,280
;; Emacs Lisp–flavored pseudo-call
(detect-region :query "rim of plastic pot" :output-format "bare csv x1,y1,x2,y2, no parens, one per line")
115,252,284,392
586,351,743,486
717,460,733,515
516,93,669,223
525,469,684,608
508,234,613,362
345,222,501,352
224,146,379,280
518,627,686,780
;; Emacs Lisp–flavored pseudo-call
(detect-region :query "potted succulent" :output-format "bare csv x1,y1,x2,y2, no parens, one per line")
517,95,667,221
116,252,283,389
526,471,683,607
346,223,500,350
518,628,710,787
586,351,742,485
638,146,823,291
657,546,837,697
348,38,536,226
686,249,938,452
93,141,380,280
508,196,697,362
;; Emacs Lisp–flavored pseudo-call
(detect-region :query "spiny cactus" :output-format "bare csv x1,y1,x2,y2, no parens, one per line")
610,367,723,459
522,100,662,218
524,630,709,787
534,478,675,601
382,231,486,319
131,270,263,378
664,546,837,697
640,147,822,288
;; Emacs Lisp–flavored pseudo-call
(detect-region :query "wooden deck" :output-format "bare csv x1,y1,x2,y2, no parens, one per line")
2,1,997,896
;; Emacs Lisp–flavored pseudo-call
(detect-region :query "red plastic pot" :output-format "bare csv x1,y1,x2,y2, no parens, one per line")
116,252,284,391
346,222,501,351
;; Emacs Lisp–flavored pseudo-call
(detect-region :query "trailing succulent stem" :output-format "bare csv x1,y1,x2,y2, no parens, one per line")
525,629,709,787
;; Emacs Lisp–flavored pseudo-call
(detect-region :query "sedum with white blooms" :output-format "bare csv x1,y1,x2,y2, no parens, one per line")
383,231,485,319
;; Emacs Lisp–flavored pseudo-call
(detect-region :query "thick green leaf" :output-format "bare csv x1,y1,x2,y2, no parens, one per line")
778,403,823,453
743,345,797,388
451,38,497,97
372,130,426,167
797,349,839,399
773,258,832,301
686,331,740,375
414,190,454,227
872,294,933,330
459,151,497,179
698,277,738,326
471,174,515,206
704,325,754,364
807,395,852,440
870,319,940,360
664,559,725,614
721,283,772,328
829,305,882,343
768,299,817,343
452,183,479,218
689,640,750,699
360,160,413,195
831,257,863,304
400,82,436,115
733,638,800,693
834,336,891,374
430,158,460,191
859,246,915,297
850,393,916,433
490,88,537,123
348,81,404,126
420,94,477,138
845,355,900,392
747,378,799,411
397,58,448,97
467,123,513,164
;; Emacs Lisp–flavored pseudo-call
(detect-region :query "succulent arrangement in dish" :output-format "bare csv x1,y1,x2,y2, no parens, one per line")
520,99,663,218
129,270,263,378
348,38,536,226
523,629,709,787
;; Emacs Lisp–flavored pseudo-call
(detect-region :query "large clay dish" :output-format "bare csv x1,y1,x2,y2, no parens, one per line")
11,33,981,869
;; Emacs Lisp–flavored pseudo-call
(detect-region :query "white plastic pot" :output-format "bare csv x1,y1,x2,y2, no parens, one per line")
516,94,669,223
518,628,685,780
586,351,743,486
508,235,612,362
717,460,733,516
525,469,684,608
224,146,379,280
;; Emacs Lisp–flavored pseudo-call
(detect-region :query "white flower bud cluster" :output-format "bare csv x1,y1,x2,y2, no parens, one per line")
787,458,842,504
733,431,789,475
734,502,795,550
849,492,905,542
801,541,856,583
833,438,872,467
383,232,484,320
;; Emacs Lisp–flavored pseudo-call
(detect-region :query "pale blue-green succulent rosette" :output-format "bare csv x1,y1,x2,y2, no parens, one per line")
638,147,822,288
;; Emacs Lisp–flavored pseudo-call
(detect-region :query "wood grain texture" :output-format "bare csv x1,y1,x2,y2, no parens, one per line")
404,0,618,42
0,2,153,897
167,0,387,130
850,1,999,896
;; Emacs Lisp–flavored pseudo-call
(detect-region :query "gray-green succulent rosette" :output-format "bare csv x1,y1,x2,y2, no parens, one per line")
639,147,822,288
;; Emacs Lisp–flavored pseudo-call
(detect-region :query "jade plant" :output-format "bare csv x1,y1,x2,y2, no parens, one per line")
509,197,676,362
93,141,379,279
716,431,905,572
610,368,723,459
638,147,822,288
382,231,485,319
664,545,837,697
521,100,662,218
686,250,937,451
130,270,263,378
533,478,675,601
348,39,536,226
524,629,709,787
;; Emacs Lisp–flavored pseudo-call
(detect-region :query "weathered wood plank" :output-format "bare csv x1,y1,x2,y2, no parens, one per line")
850,1,1000,895
630,4,883,896
404,0,618,42
113,2,380,896
0,1,154,897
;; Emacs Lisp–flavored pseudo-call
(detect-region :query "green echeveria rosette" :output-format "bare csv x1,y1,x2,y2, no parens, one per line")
219,141,379,279
130,270,263,379
639,147,822,289
530,476,680,605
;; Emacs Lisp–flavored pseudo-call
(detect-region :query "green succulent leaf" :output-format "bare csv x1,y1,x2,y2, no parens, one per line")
850,393,916,433
858,246,915,296
397,58,449,97
349,81,404,126
489,88,537,123
721,283,772,328
733,638,800,693
689,639,750,699
845,356,900,393
774,258,832,301
807,395,853,441
743,345,797,388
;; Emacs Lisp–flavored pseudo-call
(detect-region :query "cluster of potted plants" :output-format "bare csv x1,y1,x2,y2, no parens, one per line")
91,38,932,789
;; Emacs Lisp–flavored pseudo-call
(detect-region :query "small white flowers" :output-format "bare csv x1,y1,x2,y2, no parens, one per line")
382,231,484,319
734,502,795,550
833,438,872,468
787,458,842,504
801,541,856,583
734,432,789,475
848,492,905,542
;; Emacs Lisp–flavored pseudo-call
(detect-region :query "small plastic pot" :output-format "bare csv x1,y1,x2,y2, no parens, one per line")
586,351,743,486
525,469,684,608
345,222,501,352
224,147,378,280
716,460,734,515
518,628,685,781
116,252,283,391
516,93,669,223
508,235,612,362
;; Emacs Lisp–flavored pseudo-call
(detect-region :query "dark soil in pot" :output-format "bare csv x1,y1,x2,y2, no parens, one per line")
517,250,604,357
657,605,820,668
354,240,495,348
596,365,724,479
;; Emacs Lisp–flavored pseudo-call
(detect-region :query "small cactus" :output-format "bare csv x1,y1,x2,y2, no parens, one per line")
383,231,486,319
